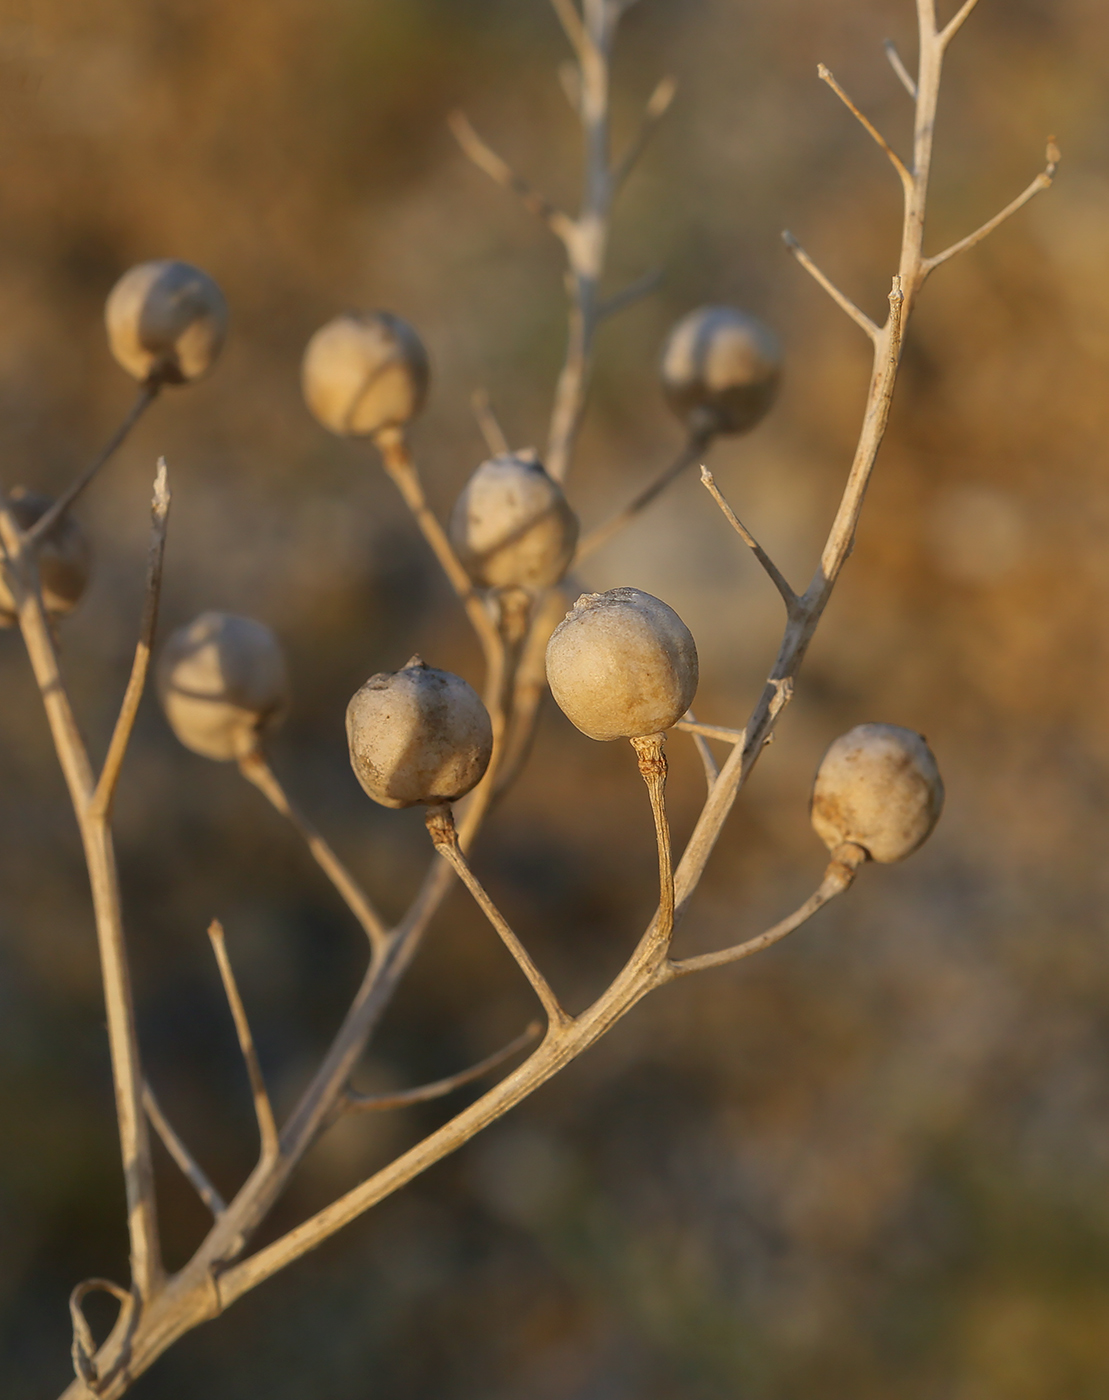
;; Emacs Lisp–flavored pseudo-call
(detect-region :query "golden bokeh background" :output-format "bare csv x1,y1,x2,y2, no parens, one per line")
3,1,1109,1396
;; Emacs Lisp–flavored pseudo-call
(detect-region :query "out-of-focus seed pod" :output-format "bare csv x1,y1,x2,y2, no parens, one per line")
105,260,228,384
157,612,288,761
545,587,698,742
302,312,429,437
660,305,781,436
0,488,91,627
346,656,492,809
810,723,944,863
449,450,578,591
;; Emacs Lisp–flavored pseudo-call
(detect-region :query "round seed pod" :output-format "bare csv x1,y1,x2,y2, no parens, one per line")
810,723,944,864
660,305,781,436
346,656,492,809
0,488,91,627
157,612,288,762
105,260,228,384
545,587,698,742
302,311,429,437
449,450,578,590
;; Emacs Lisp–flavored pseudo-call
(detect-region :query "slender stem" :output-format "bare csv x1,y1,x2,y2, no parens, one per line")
344,1022,542,1113
426,805,570,1028
630,734,674,950
700,467,798,608
782,231,880,340
26,382,160,548
207,921,280,1164
818,64,914,193
373,427,503,670
237,749,387,954
471,389,510,456
575,431,710,563
673,717,744,746
665,844,866,978
143,1083,227,1217
884,39,917,100
448,111,577,246
92,460,171,821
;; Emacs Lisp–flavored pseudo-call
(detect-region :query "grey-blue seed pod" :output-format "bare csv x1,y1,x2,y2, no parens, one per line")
660,305,781,436
0,489,91,627
105,260,228,384
302,312,429,437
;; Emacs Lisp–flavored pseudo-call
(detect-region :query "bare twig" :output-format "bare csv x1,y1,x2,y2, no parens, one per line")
818,64,914,193
938,0,980,48
26,382,160,548
665,844,866,978
921,140,1059,280
884,39,917,99
673,716,744,746
680,711,721,790
471,389,510,457
575,431,710,563
782,231,880,340
631,733,675,950
143,1083,227,1218
207,921,279,1163
91,460,171,821
372,427,504,671
596,265,664,322
700,467,798,609
448,110,577,247
549,0,588,59
237,749,388,955
344,1023,542,1113
427,805,570,1028
611,74,677,191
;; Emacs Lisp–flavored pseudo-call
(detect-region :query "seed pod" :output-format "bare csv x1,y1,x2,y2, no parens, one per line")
346,656,492,809
545,587,698,742
810,723,944,864
105,260,228,384
660,305,781,436
157,612,288,762
0,488,91,627
449,451,578,591
302,311,429,437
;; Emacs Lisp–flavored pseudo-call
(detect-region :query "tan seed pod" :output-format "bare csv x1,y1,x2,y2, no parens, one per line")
660,305,781,436
105,260,228,384
0,488,91,627
449,450,578,590
301,312,429,437
346,656,493,809
157,612,289,762
810,723,944,863
545,587,698,742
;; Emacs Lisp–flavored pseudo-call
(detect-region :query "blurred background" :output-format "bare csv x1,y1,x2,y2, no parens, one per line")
2,0,1109,1395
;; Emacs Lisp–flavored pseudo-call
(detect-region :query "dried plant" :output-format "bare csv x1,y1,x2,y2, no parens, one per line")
0,2,1057,1395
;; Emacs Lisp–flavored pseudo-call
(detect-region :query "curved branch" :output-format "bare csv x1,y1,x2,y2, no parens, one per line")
344,1023,542,1114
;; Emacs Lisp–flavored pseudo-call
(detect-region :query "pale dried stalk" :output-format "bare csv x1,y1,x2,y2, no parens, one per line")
48,4,1057,1394
207,920,279,1163
143,1083,227,1217
700,467,798,609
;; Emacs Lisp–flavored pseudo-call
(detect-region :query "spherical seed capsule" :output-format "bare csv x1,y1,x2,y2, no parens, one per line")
810,723,944,864
449,450,579,591
545,587,698,742
302,311,429,437
157,612,289,762
346,656,493,809
0,488,91,627
660,305,781,436
105,260,228,384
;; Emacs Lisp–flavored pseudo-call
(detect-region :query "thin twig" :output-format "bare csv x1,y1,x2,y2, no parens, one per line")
596,266,664,322
700,467,798,609
373,427,504,671
818,64,914,194
680,711,721,790
91,461,171,821
575,431,709,563
630,734,674,953
471,389,510,457
426,806,570,1029
26,383,160,548
448,110,576,247
884,39,917,99
665,844,866,978
237,749,388,955
938,0,980,48
344,1023,542,1114
207,921,279,1163
782,231,880,340
611,74,677,191
549,0,588,59
673,717,744,746
143,1083,226,1217
921,141,1059,280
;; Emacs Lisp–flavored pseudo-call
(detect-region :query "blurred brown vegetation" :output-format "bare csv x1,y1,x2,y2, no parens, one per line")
3,0,1109,1396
